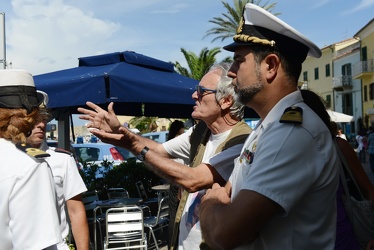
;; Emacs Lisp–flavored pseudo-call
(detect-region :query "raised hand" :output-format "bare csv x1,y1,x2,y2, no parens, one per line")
78,102,121,134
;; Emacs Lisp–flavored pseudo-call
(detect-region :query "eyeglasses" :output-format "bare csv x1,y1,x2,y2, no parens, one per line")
195,85,217,96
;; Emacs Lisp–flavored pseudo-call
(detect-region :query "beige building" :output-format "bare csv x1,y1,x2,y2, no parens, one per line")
353,18,374,127
299,18,374,135
299,38,358,110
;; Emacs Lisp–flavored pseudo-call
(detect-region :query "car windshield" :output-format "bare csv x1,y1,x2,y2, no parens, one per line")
74,147,99,162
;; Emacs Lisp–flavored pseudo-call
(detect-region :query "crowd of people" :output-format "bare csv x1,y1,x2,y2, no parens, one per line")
1,3,374,250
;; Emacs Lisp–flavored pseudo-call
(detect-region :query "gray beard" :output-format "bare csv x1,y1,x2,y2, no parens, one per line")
234,81,264,105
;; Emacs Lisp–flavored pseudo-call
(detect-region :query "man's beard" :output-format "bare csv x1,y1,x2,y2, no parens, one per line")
234,81,264,105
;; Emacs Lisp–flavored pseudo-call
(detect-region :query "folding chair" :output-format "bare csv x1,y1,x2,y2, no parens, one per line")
104,205,147,250
108,188,130,199
143,196,169,250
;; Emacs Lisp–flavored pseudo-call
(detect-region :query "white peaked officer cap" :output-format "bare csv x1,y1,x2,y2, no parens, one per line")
224,3,322,63
0,69,46,113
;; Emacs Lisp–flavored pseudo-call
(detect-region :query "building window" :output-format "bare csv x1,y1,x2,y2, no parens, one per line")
342,63,352,76
364,85,368,102
370,83,374,101
325,64,330,77
325,95,331,108
314,67,319,80
362,46,367,61
303,71,308,81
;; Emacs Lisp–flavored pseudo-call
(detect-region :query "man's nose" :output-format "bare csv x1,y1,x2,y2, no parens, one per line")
192,90,198,100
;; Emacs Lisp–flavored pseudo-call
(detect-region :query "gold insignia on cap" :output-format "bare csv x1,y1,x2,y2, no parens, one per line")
237,17,244,34
233,34,276,47
16,143,50,158
279,106,303,124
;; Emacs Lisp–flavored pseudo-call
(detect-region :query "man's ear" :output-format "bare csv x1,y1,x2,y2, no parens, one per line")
219,96,233,110
264,54,280,81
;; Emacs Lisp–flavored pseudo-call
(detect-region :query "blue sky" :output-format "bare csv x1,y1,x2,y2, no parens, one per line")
1,0,373,76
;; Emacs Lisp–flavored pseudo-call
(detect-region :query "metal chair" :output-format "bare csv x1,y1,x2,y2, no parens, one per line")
82,190,100,208
135,181,149,201
107,188,130,199
82,190,105,250
143,196,169,250
103,205,147,250
135,181,157,218
135,181,158,203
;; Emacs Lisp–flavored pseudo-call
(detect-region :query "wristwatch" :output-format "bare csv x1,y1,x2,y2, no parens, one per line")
136,146,149,161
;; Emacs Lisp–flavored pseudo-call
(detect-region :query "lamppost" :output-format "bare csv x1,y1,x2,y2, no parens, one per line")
0,12,5,69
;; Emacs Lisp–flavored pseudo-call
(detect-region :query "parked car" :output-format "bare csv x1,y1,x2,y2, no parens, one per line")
72,142,135,178
142,131,169,143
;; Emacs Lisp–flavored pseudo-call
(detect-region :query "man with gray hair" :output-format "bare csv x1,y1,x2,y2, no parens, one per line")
78,62,251,249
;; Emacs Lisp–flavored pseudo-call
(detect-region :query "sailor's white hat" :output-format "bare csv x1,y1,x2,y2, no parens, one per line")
224,3,321,63
0,69,45,113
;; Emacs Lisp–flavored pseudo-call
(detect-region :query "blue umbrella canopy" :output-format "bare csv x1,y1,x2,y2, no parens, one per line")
34,51,199,118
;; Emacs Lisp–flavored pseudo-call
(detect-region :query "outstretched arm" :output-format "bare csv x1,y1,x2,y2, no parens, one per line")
89,125,227,192
77,102,167,156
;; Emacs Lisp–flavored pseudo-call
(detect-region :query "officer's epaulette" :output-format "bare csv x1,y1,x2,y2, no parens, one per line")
54,148,73,156
279,106,303,124
16,143,50,158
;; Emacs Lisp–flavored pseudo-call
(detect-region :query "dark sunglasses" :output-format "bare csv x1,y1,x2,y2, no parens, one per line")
195,85,217,95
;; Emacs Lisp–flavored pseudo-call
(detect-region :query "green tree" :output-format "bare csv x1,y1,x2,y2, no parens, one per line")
204,0,280,42
174,47,231,80
129,116,159,134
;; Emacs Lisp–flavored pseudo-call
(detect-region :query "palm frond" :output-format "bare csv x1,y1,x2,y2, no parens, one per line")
204,0,280,42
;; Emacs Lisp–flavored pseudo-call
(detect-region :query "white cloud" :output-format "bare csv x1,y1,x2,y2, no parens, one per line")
310,0,330,9
151,3,190,14
342,0,374,14
7,0,120,74
5,0,200,75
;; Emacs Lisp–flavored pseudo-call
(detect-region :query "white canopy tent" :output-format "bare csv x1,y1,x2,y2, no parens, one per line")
327,110,354,123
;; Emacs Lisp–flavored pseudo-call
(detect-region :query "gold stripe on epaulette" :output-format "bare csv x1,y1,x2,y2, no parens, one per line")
16,143,50,158
279,106,303,124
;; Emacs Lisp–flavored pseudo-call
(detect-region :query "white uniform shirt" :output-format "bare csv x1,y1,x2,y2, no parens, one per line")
230,91,339,250
164,126,244,250
0,139,61,250
41,141,87,249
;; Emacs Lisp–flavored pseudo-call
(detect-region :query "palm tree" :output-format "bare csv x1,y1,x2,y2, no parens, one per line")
174,47,231,80
204,0,280,42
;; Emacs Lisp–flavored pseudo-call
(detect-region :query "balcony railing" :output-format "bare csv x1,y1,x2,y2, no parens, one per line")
332,75,353,90
353,59,374,77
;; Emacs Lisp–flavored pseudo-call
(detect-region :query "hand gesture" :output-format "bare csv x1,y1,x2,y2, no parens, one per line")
78,102,121,133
